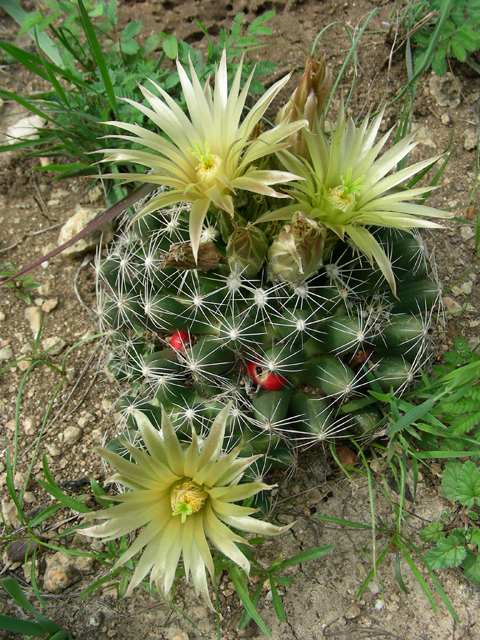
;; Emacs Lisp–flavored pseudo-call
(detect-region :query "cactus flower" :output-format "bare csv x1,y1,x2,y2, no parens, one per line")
102,50,306,261
257,102,452,293
267,211,327,283
82,405,289,608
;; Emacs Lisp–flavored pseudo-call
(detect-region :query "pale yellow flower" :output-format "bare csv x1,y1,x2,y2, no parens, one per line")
82,404,289,608
102,50,306,260
258,101,452,293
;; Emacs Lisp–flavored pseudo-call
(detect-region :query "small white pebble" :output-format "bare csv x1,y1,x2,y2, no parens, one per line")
375,599,384,610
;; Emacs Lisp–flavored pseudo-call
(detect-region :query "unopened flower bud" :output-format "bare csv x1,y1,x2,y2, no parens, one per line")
276,53,332,156
226,224,269,278
267,212,327,283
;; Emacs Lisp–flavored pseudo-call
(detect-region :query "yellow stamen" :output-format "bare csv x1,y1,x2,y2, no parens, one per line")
327,186,356,213
195,154,222,187
171,480,208,523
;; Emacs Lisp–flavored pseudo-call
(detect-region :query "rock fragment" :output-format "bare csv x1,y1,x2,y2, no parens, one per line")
25,306,44,337
58,206,113,257
63,426,83,445
43,552,82,593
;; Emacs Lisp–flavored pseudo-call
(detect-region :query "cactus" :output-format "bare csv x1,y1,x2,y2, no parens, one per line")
95,51,449,508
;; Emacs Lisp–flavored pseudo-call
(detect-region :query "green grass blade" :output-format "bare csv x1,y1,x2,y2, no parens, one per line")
0,0,63,65
394,547,410,594
313,515,371,529
408,542,459,621
396,538,437,612
37,478,92,514
269,576,286,622
0,614,45,636
238,580,263,629
229,566,271,636
276,545,334,568
0,577,62,634
77,0,118,116
355,542,389,599
0,89,56,124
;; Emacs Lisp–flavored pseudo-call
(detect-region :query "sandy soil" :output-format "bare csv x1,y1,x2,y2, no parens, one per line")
1,0,480,638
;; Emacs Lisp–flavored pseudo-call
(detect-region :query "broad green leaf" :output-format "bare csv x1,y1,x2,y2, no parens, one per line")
441,460,463,501
457,461,480,507
120,40,139,55
462,548,480,583
469,529,480,547
161,34,178,60
419,522,445,543
426,534,467,569
122,20,142,40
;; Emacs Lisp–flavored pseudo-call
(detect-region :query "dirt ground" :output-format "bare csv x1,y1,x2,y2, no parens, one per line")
1,0,480,638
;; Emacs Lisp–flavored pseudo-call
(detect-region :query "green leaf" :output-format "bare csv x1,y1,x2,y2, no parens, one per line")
420,522,445,543
161,34,178,60
231,13,244,40
469,529,480,547
457,461,480,507
462,548,480,582
122,20,142,40
106,0,117,27
141,34,160,56
451,37,467,62
441,460,463,501
432,48,448,76
120,40,139,55
248,10,275,35
17,12,43,37
426,533,467,569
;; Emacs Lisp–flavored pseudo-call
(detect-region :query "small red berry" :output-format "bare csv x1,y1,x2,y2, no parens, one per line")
245,361,287,390
169,330,190,351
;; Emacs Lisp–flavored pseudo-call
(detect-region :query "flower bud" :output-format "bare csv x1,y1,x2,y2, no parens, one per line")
226,224,269,278
276,54,332,156
267,212,327,283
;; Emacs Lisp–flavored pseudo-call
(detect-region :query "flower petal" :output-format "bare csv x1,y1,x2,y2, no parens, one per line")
160,406,186,476
204,506,250,574
219,514,293,536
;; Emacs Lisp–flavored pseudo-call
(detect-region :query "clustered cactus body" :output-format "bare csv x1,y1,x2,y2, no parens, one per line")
89,49,449,600
96,197,441,481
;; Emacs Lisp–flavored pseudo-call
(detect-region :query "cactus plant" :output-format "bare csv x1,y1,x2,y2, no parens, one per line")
95,51,450,507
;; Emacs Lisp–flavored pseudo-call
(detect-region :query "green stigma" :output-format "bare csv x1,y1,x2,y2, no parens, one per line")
188,140,213,165
339,168,365,196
